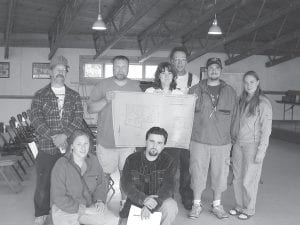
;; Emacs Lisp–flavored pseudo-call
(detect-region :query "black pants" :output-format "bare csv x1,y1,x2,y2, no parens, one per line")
164,148,193,204
34,151,61,217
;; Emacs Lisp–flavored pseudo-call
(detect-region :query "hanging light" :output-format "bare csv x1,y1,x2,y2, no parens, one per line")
92,0,106,30
208,0,222,35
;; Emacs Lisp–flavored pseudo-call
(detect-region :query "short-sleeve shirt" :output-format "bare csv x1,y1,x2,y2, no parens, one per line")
176,72,199,94
89,77,141,148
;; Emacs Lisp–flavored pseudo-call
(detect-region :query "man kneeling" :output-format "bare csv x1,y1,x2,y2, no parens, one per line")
120,127,178,225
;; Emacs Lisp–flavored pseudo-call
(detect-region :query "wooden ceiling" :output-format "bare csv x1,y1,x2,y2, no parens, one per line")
0,0,300,67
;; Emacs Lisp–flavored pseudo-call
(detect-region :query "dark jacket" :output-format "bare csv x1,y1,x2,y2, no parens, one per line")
188,79,239,145
120,150,177,217
30,84,84,155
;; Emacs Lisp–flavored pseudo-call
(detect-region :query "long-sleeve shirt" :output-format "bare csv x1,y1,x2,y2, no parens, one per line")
237,96,272,154
120,150,177,217
51,152,108,213
30,84,84,155
188,79,240,145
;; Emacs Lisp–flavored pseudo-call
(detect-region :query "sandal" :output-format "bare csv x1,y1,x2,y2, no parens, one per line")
229,208,242,216
238,213,252,220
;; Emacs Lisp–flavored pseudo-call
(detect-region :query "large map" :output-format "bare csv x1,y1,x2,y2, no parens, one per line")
112,91,197,148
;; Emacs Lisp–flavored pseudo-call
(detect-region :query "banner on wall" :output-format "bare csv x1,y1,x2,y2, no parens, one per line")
112,91,196,149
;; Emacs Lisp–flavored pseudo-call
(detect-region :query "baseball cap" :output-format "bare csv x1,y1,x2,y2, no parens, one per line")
206,57,222,69
50,55,69,69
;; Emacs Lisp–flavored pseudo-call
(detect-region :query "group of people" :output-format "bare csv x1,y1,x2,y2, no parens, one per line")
30,46,272,225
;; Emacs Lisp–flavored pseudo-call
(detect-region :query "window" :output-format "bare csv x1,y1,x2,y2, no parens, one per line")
79,55,165,83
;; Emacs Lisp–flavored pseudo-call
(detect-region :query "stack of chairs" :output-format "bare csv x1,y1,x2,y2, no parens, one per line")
0,111,36,193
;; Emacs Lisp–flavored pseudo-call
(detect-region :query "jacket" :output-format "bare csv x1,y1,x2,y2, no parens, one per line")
188,79,239,145
120,150,177,217
237,96,272,155
30,84,84,155
50,152,108,213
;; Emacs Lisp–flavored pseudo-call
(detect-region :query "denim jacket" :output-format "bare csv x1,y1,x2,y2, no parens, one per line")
120,150,177,217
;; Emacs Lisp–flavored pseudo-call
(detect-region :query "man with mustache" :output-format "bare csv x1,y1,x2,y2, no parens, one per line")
120,127,178,225
188,58,239,219
30,55,84,225
87,55,141,211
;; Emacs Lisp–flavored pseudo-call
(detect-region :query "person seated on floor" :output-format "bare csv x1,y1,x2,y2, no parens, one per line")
50,129,118,225
120,127,178,225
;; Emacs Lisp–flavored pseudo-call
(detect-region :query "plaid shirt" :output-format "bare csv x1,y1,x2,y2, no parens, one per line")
30,84,84,155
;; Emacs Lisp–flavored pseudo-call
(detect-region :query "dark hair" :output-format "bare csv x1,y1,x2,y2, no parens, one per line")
112,55,129,64
239,71,265,116
145,127,168,144
169,46,189,60
153,62,177,90
68,129,91,152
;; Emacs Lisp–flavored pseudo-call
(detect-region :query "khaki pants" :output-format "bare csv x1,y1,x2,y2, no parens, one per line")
96,144,135,174
52,204,118,225
190,141,231,198
232,142,263,216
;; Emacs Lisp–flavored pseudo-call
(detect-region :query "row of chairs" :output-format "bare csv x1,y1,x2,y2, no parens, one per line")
0,111,36,193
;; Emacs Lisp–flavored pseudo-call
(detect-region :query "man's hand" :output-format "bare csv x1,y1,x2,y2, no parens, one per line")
143,195,158,210
95,201,106,213
51,133,67,149
254,151,265,164
141,206,151,220
105,91,115,102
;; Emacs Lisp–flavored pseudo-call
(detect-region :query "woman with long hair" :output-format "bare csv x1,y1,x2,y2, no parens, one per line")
229,71,272,220
145,62,182,94
51,130,118,225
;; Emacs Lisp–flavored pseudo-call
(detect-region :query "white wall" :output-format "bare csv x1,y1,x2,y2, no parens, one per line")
0,47,299,123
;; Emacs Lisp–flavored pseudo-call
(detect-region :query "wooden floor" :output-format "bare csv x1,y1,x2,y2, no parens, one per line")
0,138,300,225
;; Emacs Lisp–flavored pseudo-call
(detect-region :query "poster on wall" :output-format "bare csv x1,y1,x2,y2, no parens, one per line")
0,62,10,78
32,63,51,79
112,91,196,149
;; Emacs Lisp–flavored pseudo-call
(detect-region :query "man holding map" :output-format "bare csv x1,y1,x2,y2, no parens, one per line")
120,127,178,225
87,55,141,210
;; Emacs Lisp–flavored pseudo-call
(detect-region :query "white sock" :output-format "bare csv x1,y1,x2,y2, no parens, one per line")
213,200,221,207
193,200,201,206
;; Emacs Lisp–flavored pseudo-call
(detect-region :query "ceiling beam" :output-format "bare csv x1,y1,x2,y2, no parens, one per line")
138,0,240,62
4,0,16,59
265,39,300,67
188,0,300,62
225,30,300,65
48,0,85,60
93,0,161,59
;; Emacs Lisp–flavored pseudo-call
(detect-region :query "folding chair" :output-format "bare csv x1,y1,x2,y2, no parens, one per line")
0,154,23,193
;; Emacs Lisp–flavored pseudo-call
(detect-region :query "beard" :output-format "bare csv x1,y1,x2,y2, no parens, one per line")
114,73,127,81
149,149,158,156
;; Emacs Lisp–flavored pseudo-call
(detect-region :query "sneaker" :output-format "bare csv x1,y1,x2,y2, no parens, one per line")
188,204,202,219
211,205,229,219
33,215,48,225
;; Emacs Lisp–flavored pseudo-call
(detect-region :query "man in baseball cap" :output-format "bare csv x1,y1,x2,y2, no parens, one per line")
188,57,239,220
30,55,84,225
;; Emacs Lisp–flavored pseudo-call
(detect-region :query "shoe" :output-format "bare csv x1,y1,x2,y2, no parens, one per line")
182,198,193,210
229,208,242,216
211,205,229,219
33,215,48,225
188,204,202,219
238,213,252,220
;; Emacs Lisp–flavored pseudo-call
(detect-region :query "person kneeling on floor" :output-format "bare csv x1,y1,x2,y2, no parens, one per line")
120,127,178,225
51,129,118,225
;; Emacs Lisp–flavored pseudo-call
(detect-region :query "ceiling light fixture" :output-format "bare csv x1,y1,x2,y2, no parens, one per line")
92,0,106,30
208,0,222,35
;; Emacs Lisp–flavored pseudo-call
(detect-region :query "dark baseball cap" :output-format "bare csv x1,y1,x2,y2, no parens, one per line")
206,57,222,69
